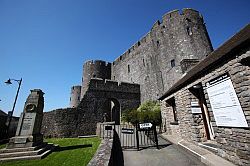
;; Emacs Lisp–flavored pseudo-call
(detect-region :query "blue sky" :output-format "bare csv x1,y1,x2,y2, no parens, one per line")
1,0,250,116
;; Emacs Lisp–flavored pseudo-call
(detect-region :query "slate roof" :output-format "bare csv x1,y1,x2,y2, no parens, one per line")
0,110,7,116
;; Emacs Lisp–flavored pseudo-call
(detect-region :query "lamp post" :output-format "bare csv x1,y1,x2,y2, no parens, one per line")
5,78,22,138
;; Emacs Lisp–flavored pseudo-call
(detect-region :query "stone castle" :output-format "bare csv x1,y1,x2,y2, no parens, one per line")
41,8,250,166
42,8,213,137
70,8,213,108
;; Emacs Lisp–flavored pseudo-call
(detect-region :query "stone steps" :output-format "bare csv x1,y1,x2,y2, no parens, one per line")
0,149,52,162
0,143,56,163
0,147,47,158
0,143,45,153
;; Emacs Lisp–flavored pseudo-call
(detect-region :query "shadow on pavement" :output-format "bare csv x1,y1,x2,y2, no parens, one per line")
109,129,124,166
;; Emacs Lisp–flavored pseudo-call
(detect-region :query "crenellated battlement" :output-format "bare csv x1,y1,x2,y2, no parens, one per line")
88,78,140,93
84,60,111,67
162,8,202,20
113,31,151,66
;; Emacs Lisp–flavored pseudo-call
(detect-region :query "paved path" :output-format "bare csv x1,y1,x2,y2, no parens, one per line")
123,136,205,166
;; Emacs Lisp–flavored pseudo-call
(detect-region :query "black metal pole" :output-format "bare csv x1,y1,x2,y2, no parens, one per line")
153,124,159,149
6,78,22,138
136,123,140,151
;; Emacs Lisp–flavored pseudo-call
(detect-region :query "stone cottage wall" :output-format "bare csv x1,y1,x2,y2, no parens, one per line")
161,47,250,165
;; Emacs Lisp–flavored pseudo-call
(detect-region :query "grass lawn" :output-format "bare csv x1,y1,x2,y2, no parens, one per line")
0,143,6,149
1,137,101,166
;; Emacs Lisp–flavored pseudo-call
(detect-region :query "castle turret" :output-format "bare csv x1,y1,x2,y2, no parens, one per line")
162,8,213,60
70,85,81,108
81,60,111,99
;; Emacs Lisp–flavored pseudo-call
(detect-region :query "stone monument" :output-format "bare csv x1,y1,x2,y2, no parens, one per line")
7,89,44,148
0,89,54,162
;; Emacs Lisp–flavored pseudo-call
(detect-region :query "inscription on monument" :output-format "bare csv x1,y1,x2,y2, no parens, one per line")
14,137,27,144
20,113,36,136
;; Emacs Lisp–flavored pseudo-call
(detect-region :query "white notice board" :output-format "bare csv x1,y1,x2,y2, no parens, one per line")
206,74,248,127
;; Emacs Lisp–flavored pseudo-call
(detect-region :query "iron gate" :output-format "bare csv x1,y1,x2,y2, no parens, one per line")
99,123,159,150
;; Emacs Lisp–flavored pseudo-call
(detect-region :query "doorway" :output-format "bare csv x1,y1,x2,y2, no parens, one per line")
189,83,214,141
103,98,121,124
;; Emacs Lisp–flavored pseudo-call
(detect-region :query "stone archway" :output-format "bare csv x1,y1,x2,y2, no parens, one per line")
103,98,120,124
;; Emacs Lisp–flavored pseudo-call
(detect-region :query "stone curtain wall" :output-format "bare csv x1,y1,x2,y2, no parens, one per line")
42,78,140,138
112,8,213,102
42,107,102,137
161,48,250,165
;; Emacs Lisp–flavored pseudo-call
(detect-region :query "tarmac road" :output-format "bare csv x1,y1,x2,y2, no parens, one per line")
123,136,206,166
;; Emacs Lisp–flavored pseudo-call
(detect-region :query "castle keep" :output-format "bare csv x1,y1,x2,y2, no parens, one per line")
70,8,213,107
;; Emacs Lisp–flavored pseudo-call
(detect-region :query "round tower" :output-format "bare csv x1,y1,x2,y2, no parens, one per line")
70,85,81,108
81,60,111,99
162,8,213,60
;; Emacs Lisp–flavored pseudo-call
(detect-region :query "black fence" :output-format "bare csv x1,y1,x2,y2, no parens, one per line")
99,123,159,150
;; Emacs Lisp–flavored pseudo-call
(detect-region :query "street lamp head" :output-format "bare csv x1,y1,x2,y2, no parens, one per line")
5,79,12,85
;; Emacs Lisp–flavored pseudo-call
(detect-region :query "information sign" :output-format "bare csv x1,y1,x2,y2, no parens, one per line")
206,73,248,127
139,123,153,129
191,101,202,114
121,128,134,134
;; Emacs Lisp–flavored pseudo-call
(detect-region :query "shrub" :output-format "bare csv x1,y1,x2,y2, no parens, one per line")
122,100,162,125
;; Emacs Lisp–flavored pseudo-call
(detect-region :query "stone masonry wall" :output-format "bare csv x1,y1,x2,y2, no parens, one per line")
42,78,140,137
161,47,250,165
112,8,213,102
81,60,111,99
70,85,81,108
0,115,7,140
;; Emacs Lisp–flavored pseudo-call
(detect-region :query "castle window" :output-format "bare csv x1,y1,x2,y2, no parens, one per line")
171,59,175,68
157,40,160,47
185,18,191,22
143,59,145,66
70,97,71,101
186,26,192,35
120,56,122,60
128,65,130,73
114,76,115,80
93,74,96,78
138,41,141,46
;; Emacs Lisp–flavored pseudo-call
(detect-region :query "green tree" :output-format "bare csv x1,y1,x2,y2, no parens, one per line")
122,100,162,125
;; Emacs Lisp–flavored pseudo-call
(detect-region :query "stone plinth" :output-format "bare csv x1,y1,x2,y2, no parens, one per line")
7,89,44,149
